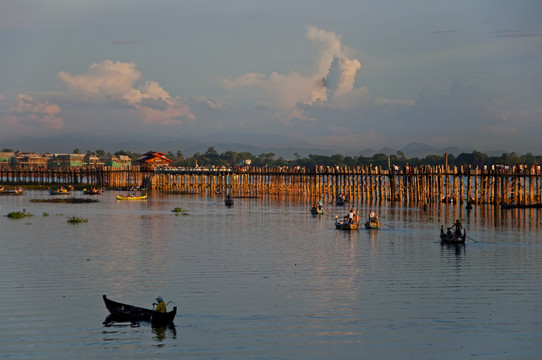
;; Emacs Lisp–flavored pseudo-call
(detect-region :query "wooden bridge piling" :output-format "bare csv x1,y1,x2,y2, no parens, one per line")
1,165,541,206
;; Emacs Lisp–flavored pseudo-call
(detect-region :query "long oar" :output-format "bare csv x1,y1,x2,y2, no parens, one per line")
466,235,478,243
382,223,394,228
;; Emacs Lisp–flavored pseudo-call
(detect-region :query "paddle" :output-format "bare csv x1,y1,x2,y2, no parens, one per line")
382,223,394,228
466,235,478,243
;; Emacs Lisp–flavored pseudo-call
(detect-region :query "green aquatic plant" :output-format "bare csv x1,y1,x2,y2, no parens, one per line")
67,216,88,224
43,212,49,217
172,207,189,215
7,211,34,219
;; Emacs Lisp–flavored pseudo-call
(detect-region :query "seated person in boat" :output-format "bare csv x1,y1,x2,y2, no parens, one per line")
448,219,463,237
154,296,167,313
368,210,377,222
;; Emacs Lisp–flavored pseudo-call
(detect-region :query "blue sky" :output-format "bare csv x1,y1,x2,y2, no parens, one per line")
1,0,541,154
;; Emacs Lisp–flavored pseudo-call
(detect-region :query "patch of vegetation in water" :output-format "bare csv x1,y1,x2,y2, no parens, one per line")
172,207,189,215
67,216,88,224
31,198,99,204
7,211,34,219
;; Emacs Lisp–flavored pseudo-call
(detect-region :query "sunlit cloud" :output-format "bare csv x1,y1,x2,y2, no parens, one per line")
218,26,374,124
58,60,195,125
9,94,63,130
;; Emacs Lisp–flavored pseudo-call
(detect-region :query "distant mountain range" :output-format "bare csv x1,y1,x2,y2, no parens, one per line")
1,133,508,159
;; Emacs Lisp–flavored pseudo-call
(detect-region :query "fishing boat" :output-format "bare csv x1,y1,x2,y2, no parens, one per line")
440,225,466,244
102,295,177,325
364,217,381,229
310,206,324,215
310,201,324,215
335,215,360,230
50,188,71,195
83,187,103,195
0,187,24,196
116,193,147,200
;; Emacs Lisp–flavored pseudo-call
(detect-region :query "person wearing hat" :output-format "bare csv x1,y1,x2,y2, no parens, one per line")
154,296,167,313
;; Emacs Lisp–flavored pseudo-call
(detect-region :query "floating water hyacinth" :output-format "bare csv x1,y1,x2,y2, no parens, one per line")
172,207,189,215
67,216,88,224
7,211,34,219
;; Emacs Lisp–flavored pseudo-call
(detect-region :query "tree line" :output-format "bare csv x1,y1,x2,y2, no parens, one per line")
88,148,542,168
5,147,538,168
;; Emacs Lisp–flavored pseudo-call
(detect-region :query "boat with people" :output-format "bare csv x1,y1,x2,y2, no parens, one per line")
364,210,380,229
440,225,466,244
335,213,360,230
116,193,148,200
0,187,24,196
310,201,325,215
364,218,381,229
335,194,346,206
102,295,177,325
83,187,103,195
49,187,71,195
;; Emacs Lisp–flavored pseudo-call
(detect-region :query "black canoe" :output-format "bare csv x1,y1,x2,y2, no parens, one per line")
440,226,466,244
102,295,177,325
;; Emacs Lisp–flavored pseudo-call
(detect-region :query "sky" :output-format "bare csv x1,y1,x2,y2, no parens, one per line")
1,0,541,155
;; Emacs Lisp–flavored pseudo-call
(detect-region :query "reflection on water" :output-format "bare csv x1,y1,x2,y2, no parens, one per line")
0,191,541,359
102,316,177,342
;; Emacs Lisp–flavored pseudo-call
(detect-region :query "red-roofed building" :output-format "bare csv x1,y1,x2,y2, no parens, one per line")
136,151,173,171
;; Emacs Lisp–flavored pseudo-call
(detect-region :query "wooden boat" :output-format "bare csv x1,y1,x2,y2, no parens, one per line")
116,193,147,200
335,215,360,230
364,217,381,229
440,225,466,244
50,188,71,195
0,187,24,196
83,187,103,195
102,295,176,325
500,202,542,209
310,206,324,215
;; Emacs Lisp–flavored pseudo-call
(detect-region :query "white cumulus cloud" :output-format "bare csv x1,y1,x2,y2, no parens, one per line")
218,26,369,123
58,60,195,125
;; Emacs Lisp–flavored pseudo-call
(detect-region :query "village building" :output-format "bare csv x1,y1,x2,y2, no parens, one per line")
100,154,132,168
13,152,47,169
136,151,173,170
0,151,16,167
47,153,85,168
84,154,103,167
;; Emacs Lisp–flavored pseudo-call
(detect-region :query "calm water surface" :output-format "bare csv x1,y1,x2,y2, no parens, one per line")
1,191,541,359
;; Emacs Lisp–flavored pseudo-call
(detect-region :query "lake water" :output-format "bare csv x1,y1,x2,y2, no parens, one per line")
1,190,541,359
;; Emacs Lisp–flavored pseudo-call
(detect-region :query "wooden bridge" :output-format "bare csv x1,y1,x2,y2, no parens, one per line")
1,165,541,205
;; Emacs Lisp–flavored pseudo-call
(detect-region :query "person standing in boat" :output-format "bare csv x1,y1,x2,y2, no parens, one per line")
154,296,167,313
449,219,463,238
